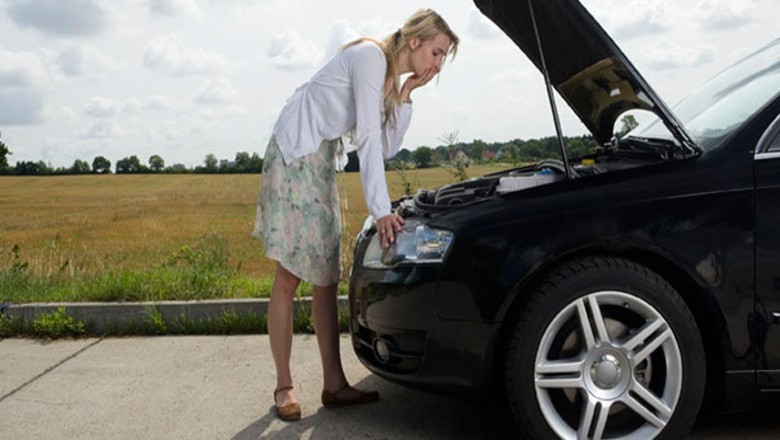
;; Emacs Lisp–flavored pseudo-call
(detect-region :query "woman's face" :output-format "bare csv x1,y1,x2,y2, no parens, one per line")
408,32,451,76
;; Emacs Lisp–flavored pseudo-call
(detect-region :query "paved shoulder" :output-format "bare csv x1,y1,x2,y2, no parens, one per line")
1,336,779,439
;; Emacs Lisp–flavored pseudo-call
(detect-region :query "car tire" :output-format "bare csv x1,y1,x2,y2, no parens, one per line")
504,256,705,440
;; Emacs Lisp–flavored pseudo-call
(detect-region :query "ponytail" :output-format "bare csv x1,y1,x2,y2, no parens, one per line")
382,30,403,115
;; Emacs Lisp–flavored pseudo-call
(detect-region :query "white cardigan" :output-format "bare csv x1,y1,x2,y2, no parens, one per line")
272,41,412,220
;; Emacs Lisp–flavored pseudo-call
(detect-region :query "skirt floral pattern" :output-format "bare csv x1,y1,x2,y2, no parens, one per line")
252,135,342,286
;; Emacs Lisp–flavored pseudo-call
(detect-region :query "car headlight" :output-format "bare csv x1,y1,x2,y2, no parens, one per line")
362,222,454,269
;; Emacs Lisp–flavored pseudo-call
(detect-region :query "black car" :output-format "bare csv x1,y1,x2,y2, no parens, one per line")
348,0,780,439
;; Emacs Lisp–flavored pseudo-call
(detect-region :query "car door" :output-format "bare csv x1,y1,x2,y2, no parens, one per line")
755,112,780,387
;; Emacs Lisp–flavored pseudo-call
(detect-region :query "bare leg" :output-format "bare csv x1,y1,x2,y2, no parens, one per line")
312,283,377,404
312,283,348,392
268,263,300,407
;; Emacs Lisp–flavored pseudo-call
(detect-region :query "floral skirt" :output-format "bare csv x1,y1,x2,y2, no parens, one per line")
252,136,341,286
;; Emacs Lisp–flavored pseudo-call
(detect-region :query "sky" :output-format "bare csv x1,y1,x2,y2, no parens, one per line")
0,0,777,170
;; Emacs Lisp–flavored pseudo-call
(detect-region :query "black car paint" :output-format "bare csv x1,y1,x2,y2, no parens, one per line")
352,143,756,393
348,0,780,416
754,106,780,386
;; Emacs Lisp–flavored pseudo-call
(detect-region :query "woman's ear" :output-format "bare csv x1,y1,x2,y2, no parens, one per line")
408,37,420,50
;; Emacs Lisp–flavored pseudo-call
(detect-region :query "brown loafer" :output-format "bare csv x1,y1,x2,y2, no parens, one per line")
274,386,301,421
321,384,379,408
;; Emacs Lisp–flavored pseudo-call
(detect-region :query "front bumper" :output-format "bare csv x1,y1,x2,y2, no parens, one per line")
348,230,498,398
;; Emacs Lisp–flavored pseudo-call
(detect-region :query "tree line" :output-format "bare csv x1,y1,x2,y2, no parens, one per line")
0,133,601,176
0,148,264,176
383,133,599,170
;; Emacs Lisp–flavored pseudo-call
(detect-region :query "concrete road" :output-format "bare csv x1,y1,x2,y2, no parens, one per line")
1,335,779,439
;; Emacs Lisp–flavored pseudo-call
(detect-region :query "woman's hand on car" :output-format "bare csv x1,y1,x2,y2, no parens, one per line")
375,214,405,248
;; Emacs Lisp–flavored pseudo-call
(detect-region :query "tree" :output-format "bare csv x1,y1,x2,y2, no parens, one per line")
92,156,112,174
395,148,413,163
14,160,48,175
116,155,142,174
228,151,263,173
519,139,545,160
166,163,188,174
0,133,11,174
566,136,597,158
234,151,251,172
439,130,459,162
471,139,486,164
619,114,639,137
505,144,520,166
218,159,233,173
204,154,218,173
248,152,263,173
386,148,413,169
432,146,449,164
149,155,165,172
412,146,434,169
71,159,91,174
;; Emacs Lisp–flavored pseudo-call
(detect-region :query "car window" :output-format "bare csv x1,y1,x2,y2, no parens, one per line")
637,39,780,150
757,113,780,154
768,130,780,153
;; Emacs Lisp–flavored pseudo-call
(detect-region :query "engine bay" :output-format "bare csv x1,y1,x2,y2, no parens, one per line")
395,136,686,216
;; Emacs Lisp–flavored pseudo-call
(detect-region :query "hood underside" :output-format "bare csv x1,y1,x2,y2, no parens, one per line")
474,0,694,149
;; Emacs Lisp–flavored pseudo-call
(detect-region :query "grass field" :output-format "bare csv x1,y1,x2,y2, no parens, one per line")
0,164,513,303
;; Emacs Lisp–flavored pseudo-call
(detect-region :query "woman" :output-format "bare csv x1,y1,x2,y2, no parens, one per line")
253,8,458,421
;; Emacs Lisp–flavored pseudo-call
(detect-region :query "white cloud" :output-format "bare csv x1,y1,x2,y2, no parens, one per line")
40,139,103,166
611,12,668,39
491,69,532,83
644,41,715,70
467,11,499,40
80,119,122,139
45,106,78,123
84,97,120,118
143,95,179,110
194,79,238,104
192,105,247,123
148,0,202,17
585,0,673,40
696,0,755,29
324,19,359,58
0,39,51,127
55,45,116,77
143,33,229,76
122,98,142,113
6,0,108,37
355,19,397,40
0,91,44,125
267,32,321,70
0,47,49,90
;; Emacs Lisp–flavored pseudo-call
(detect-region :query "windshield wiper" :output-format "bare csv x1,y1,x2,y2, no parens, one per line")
609,135,692,161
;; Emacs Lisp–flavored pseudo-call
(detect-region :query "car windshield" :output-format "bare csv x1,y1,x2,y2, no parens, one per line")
634,39,780,150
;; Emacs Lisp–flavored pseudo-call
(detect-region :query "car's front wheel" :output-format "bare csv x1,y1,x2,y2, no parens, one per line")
504,256,705,440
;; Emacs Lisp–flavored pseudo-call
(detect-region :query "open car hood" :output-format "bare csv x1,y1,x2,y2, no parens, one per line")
474,0,697,151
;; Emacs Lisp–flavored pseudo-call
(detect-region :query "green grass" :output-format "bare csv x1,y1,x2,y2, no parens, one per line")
0,302,351,338
0,307,86,339
30,307,86,338
0,313,21,338
0,266,347,304
0,231,348,303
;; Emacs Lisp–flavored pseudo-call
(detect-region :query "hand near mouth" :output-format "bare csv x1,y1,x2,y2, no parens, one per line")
401,66,439,102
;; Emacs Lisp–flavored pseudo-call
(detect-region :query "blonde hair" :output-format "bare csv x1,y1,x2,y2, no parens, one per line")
343,9,459,117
